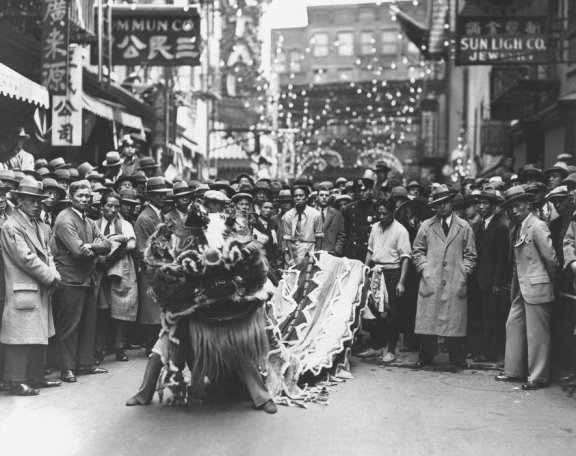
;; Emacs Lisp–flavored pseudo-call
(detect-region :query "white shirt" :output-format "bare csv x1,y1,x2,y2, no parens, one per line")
443,213,453,227
367,220,411,268
148,203,162,220
483,214,494,230
100,218,116,235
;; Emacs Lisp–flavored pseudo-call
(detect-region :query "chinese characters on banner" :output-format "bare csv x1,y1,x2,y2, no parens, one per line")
52,45,83,146
107,6,201,66
41,0,69,94
456,17,549,65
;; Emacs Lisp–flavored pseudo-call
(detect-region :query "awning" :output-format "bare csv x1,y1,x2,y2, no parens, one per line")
0,63,49,108
82,93,144,130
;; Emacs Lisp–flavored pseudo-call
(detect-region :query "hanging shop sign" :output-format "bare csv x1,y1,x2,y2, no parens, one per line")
104,5,201,66
456,16,549,65
52,45,83,146
41,0,70,94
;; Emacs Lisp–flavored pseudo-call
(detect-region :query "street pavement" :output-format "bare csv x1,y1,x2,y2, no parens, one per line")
1,349,576,456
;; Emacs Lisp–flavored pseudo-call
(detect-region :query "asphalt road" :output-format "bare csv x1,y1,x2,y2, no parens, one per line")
1,350,576,456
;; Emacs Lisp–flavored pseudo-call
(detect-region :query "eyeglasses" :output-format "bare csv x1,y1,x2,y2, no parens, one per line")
43,190,59,198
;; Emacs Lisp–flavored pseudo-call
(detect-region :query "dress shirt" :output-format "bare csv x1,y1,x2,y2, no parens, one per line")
483,214,494,230
282,205,323,243
100,218,116,235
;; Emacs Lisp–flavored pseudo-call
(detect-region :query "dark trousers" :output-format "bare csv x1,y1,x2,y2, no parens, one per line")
55,285,96,370
467,284,483,357
364,318,386,349
3,344,44,383
552,294,576,371
481,289,506,360
95,309,129,352
419,335,465,366
381,268,403,353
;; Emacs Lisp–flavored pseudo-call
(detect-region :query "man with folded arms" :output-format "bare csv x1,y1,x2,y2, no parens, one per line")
0,177,61,395
51,180,111,383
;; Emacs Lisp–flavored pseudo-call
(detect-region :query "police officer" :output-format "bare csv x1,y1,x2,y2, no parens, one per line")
342,178,375,261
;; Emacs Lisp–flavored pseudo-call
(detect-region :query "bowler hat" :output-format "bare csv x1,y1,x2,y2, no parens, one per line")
101,151,124,167
146,176,169,193
500,185,535,207
428,184,457,207
12,177,48,200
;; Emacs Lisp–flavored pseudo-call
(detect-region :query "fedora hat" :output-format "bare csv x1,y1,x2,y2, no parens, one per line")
77,162,95,178
557,153,574,164
42,178,66,199
119,188,140,204
0,169,18,186
34,158,48,170
12,170,24,183
194,183,210,196
102,151,124,167
231,192,253,204
476,186,502,204
547,185,570,201
278,189,293,201
49,157,71,170
91,182,108,194
172,181,194,198
86,171,105,184
428,184,457,207
12,177,48,200
68,168,79,182
525,181,547,194
211,180,235,198
563,172,576,188
36,167,57,180
146,176,168,193
500,185,535,207
132,170,147,185
518,164,545,183
139,157,158,170
22,169,41,181
54,168,71,182
544,161,570,177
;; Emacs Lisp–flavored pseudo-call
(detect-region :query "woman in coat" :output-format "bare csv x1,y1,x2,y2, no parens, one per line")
412,185,476,368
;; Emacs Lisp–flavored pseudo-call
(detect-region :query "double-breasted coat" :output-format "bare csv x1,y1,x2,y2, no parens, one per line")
134,205,162,325
0,210,60,345
412,214,476,337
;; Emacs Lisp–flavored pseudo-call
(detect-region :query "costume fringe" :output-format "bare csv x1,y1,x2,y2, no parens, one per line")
187,307,269,385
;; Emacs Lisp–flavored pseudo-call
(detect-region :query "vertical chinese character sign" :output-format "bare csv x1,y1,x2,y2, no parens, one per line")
52,45,83,146
41,0,69,94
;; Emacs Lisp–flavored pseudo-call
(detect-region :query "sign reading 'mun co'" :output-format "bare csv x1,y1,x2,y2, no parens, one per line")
456,16,549,65
108,5,201,66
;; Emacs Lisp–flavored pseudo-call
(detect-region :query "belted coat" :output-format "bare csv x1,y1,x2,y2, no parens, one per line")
0,211,60,345
412,214,476,337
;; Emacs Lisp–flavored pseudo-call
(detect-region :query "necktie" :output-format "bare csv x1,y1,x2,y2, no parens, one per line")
295,211,303,239
104,220,111,236
321,208,325,224
44,212,50,226
442,217,450,237
32,219,42,246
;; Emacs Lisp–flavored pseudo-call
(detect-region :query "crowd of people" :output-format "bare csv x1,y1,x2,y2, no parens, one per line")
0,128,575,399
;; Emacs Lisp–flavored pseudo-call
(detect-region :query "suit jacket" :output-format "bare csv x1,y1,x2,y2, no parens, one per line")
472,213,510,291
0,210,60,344
134,204,163,324
319,206,346,256
412,214,476,337
512,213,558,305
50,208,109,287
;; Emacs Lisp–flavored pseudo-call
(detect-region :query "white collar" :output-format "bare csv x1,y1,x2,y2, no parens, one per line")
149,203,162,219
483,214,494,228
71,207,85,219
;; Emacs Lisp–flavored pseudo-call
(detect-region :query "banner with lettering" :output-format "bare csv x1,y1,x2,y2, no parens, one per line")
41,0,70,94
52,45,83,146
101,5,201,67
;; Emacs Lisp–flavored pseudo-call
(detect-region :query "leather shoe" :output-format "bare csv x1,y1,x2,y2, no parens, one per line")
125,396,144,406
414,360,431,369
61,369,77,383
94,350,105,366
116,350,129,362
494,373,526,383
521,381,547,391
30,378,62,389
76,366,108,376
10,382,39,396
257,400,277,414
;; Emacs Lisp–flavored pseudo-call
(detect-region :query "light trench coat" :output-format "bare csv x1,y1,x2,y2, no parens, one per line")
412,214,476,337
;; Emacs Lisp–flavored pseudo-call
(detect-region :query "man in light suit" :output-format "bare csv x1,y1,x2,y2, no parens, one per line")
0,178,61,395
316,186,345,256
134,177,168,354
495,186,558,390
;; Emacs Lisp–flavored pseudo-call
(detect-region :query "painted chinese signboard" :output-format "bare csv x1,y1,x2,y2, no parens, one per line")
107,5,201,66
52,45,83,146
41,0,69,94
456,17,549,65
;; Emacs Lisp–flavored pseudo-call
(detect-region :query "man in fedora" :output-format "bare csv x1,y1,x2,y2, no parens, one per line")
51,180,111,383
166,181,194,228
412,184,476,369
471,186,510,362
0,127,34,171
495,186,557,390
0,177,62,395
102,151,124,182
134,177,168,354
138,157,158,179
40,178,66,228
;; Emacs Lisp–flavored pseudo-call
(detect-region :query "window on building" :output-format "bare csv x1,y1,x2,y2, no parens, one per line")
313,68,329,83
289,50,303,73
358,9,376,23
338,68,354,81
337,32,354,56
381,29,398,55
360,31,375,55
274,52,287,73
312,33,329,57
